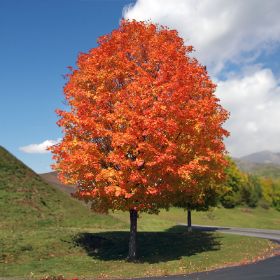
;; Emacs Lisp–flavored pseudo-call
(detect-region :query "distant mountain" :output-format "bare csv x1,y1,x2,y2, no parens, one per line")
239,151,280,165
235,151,280,179
40,171,76,194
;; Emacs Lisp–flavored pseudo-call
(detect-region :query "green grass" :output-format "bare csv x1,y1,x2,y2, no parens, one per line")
1,225,277,279
111,206,280,231
191,206,280,229
0,146,279,279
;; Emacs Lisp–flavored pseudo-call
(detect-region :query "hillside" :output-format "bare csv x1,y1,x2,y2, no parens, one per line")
0,146,128,276
240,151,280,165
0,146,122,229
234,151,280,179
235,159,280,179
232,151,280,179
40,171,76,194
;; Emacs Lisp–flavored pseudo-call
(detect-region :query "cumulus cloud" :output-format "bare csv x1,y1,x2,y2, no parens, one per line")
123,0,280,73
19,139,61,154
216,68,280,156
123,0,280,156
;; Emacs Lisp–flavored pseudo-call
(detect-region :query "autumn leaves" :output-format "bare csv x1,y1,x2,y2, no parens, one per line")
50,20,229,260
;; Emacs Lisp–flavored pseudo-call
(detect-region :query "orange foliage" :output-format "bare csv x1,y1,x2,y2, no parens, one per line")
50,20,229,213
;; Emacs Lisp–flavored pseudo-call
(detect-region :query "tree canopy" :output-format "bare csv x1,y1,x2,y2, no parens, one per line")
51,20,229,214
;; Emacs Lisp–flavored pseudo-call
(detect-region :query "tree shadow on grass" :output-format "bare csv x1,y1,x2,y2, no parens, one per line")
73,225,222,263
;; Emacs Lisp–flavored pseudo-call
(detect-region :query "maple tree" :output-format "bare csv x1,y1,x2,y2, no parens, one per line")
50,20,229,261
174,181,223,232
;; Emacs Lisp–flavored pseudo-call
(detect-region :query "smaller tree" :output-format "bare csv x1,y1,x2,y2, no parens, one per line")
174,178,226,231
272,179,280,211
220,158,246,208
259,177,278,209
240,175,261,208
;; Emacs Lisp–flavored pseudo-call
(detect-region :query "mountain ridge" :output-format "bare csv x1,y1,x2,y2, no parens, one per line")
234,151,280,179
239,150,280,165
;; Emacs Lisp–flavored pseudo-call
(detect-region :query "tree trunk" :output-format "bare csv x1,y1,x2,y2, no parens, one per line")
187,208,192,232
128,209,138,261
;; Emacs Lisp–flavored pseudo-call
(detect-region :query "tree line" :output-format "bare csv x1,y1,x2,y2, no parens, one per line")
220,158,280,211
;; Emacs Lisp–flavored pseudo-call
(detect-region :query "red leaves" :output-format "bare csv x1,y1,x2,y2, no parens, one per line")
50,20,229,213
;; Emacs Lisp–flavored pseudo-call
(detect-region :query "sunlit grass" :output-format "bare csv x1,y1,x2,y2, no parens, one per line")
1,146,279,278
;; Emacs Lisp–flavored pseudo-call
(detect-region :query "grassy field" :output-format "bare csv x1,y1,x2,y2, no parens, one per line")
111,206,280,231
1,226,277,279
0,146,279,279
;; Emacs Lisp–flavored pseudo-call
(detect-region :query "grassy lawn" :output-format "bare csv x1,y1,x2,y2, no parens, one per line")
191,206,280,229
1,207,279,279
1,223,278,279
1,146,279,279
111,206,280,231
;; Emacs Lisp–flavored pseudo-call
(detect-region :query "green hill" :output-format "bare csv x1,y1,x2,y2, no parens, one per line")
240,151,280,165
0,146,120,230
248,163,280,179
235,158,280,179
0,146,126,276
40,171,76,194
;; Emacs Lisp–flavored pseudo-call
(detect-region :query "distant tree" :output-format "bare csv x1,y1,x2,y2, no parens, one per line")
272,179,280,211
259,177,280,210
240,175,261,208
50,20,229,261
259,178,274,209
220,158,245,208
174,184,221,231
221,159,272,209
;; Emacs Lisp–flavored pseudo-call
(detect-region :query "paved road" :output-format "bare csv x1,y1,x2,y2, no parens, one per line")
134,255,280,280
133,225,280,280
179,224,280,241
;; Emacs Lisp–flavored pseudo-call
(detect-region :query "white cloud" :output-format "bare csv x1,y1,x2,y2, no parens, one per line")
123,0,280,74
19,139,61,154
123,0,280,156
216,68,280,157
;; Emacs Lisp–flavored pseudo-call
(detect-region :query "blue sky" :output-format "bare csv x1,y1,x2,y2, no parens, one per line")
1,0,280,173
0,0,134,172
